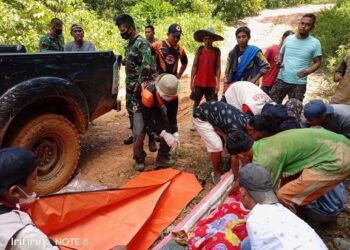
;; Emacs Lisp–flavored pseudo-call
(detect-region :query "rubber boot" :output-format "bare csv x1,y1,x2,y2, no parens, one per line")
134,160,145,171
124,114,134,145
123,135,134,145
155,154,175,168
148,134,157,152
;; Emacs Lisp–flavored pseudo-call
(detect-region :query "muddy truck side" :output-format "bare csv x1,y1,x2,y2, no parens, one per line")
0,46,122,195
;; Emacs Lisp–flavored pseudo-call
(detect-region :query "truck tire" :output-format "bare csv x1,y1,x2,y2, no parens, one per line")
10,113,80,195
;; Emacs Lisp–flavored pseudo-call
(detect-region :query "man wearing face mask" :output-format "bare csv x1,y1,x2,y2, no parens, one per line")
39,18,65,52
115,14,157,170
0,148,59,250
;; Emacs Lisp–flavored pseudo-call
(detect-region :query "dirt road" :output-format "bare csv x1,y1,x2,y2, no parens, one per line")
75,4,349,249
79,3,334,188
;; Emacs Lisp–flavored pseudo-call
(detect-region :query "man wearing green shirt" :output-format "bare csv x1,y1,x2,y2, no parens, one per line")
39,18,64,52
227,128,350,210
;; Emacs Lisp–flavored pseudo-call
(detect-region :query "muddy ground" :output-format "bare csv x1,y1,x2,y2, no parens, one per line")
76,4,349,249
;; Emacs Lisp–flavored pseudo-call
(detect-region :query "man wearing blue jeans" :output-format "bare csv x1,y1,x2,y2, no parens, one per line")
270,13,322,103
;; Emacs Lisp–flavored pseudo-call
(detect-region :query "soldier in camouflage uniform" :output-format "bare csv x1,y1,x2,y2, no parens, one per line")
116,14,157,171
123,30,155,128
39,18,65,52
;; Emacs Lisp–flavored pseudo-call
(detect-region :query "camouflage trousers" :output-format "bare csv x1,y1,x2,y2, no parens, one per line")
126,87,134,115
270,79,306,104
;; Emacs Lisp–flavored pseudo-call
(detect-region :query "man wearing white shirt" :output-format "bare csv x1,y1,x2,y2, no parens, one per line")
238,163,328,250
223,81,271,115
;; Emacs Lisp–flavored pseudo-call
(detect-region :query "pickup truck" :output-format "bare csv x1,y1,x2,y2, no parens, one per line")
0,45,122,194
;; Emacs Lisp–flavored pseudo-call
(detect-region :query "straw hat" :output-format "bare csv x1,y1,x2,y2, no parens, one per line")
194,28,224,42
155,74,181,96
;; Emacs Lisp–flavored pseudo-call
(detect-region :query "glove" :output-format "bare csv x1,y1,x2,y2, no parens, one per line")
173,132,179,139
171,139,180,151
173,132,180,148
160,130,178,150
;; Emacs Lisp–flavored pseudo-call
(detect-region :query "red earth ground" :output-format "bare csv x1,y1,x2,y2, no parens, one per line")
77,5,349,249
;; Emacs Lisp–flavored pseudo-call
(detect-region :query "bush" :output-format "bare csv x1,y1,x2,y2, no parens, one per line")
210,0,332,22
169,0,215,16
83,0,137,20
313,1,350,72
263,0,312,8
0,0,124,54
128,0,175,28
263,0,335,9
212,0,263,23
119,0,223,54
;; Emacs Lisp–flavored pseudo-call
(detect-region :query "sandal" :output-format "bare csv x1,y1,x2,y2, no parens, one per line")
210,172,220,184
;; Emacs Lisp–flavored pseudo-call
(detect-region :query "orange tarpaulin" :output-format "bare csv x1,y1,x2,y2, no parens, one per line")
29,168,202,250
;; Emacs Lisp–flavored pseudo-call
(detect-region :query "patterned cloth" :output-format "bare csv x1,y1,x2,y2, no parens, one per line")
124,34,156,113
285,98,303,120
188,195,249,250
39,33,64,52
225,45,270,83
126,88,135,115
269,79,306,103
193,101,250,134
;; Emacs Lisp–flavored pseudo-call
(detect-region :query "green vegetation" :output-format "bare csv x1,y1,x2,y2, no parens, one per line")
0,0,223,54
211,0,334,23
126,0,224,53
211,0,263,23
0,0,124,53
263,0,333,8
314,0,350,72
0,0,336,56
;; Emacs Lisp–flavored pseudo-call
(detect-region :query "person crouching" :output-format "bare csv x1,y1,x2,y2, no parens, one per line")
132,74,181,171
192,101,274,183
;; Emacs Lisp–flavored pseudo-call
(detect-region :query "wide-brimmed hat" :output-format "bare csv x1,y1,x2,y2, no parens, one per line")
155,74,181,96
194,28,224,42
239,163,279,205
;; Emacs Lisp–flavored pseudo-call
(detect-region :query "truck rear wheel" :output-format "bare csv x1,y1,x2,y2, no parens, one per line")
10,113,80,195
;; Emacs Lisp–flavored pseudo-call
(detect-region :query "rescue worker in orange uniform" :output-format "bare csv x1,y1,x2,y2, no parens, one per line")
132,74,181,171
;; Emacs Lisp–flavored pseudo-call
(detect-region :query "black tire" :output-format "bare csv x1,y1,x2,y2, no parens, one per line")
10,113,80,195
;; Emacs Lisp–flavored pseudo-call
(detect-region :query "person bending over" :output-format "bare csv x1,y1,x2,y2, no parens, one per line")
192,101,274,181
